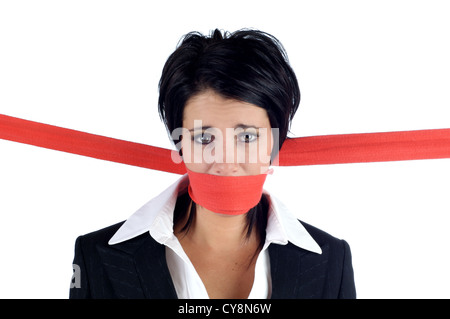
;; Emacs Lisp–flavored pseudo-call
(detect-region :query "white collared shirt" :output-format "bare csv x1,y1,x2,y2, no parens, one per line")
109,173,321,299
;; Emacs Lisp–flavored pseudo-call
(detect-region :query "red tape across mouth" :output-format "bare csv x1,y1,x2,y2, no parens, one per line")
1,113,450,174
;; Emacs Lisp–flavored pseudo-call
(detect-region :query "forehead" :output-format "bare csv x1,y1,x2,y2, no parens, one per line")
182,90,270,128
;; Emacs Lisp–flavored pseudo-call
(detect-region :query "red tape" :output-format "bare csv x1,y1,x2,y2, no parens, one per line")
1,113,450,174
0,114,185,174
278,128,450,166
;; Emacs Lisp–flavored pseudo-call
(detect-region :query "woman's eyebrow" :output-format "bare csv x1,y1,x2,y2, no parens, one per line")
234,124,259,130
188,124,260,132
188,126,212,132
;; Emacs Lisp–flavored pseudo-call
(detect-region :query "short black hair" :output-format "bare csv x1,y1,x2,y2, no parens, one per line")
158,28,300,152
158,29,300,251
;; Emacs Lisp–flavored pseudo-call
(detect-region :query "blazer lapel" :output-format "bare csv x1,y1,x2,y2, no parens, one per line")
269,242,329,299
133,235,178,298
97,233,178,299
96,231,330,299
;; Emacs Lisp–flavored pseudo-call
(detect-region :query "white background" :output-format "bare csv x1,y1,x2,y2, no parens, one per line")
1,0,449,298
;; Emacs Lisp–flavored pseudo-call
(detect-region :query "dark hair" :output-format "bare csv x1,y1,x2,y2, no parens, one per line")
158,28,300,153
158,29,300,252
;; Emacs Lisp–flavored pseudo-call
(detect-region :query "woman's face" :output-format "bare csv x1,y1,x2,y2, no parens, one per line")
181,90,274,176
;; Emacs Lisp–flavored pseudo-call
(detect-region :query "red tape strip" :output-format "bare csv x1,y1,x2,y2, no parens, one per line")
1,114,450,174
278,128,450,166
0,114,186,174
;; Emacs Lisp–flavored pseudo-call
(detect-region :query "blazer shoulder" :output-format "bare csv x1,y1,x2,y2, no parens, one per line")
298,220,345,247
77,221,126,247
269,219,356,298
301,220,356,298
75,220,160,257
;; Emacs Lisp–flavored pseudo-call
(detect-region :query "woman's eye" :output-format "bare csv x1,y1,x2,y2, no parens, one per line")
193,133,215,145
237,132,258,143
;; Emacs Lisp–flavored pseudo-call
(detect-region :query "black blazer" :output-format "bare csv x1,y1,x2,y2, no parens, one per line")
69,220,356,299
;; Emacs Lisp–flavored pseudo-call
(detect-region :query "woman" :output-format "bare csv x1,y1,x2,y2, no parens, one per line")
70,29,356,299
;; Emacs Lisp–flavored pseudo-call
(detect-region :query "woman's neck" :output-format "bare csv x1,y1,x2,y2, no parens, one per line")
175,203,258,252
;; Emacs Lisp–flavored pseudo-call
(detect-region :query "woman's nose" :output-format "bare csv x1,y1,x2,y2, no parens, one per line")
210,134,240,175
211,161,239,176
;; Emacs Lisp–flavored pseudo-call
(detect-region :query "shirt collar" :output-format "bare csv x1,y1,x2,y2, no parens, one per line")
108,173,322,255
